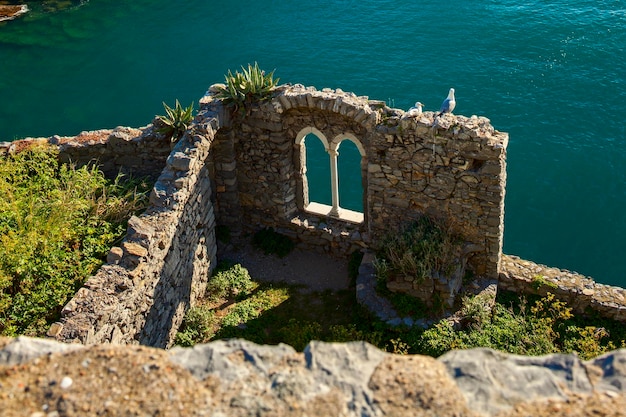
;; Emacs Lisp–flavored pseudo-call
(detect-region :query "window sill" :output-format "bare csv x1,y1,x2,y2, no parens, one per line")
304,202,364,224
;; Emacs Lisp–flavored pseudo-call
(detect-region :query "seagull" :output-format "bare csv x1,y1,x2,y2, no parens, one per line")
438,88,456,116
407,102,424,117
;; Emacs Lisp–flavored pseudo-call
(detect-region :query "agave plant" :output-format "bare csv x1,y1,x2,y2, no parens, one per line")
214,62,279,114
156,99,194,143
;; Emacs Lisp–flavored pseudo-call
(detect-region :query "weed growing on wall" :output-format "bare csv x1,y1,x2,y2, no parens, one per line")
213,62,279,114
0,145,151,336
156,99,194,144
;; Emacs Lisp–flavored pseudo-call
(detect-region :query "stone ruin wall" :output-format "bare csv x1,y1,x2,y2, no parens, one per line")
205,84,507,305
205,85,509,272
4,83,626,348
0,124,172,181
11,122,221,348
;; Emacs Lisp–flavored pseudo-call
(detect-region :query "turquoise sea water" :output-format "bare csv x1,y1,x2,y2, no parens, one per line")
1,0,625,285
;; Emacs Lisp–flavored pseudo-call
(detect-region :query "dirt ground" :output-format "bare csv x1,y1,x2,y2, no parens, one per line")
217,240,352,292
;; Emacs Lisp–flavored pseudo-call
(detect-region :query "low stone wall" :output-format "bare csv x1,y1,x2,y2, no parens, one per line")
499,254,626,321
1,123,171,181
51,118,220,348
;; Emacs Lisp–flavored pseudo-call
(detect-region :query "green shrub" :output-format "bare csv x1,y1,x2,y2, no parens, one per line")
562,326,614,360
417,292,621,359
0,145,151,336
213,62,279,114
277,319,323,351
206,263,255,301
375,217,461,285
252,227,295,258
174,307,216,347
156,99,194,143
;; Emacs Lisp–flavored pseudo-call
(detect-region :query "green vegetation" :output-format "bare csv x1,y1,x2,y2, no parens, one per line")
156,99,195,143
0,145,151,336
206,263,255,302
531,274,558,290
176,261,626,360
252,227,295,258
213,62,279,114
419,292,625,360
175,261,381,350
374,217,462,285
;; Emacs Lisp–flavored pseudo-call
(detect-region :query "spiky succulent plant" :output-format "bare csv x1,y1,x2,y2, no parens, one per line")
156,99,194,143
213,62,279,113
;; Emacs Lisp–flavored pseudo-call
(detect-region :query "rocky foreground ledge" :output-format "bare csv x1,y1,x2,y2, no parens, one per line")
1,337,626,416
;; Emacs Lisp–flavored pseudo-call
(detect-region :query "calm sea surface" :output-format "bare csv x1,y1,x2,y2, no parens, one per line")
1,0,625,285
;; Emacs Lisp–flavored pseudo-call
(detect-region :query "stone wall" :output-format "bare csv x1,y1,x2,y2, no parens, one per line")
50,118,220,348
0,123,171,181
499,255,626,321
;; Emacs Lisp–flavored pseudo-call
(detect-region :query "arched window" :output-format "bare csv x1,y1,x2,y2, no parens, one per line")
305,133,331,207
337,138,364,213
294,127,365,224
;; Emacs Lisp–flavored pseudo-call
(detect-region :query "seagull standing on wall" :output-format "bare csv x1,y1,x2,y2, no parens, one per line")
407,102,424,117
437,88,456,116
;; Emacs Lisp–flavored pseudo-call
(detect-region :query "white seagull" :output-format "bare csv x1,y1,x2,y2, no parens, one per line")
438,88,456,116
407,101,424,117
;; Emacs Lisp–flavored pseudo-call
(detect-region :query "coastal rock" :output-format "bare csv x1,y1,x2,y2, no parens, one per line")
3,337,626,416
0,5,28,22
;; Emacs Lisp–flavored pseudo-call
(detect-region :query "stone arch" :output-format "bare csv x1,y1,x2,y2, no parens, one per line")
295,126,329,150
329,132,365,156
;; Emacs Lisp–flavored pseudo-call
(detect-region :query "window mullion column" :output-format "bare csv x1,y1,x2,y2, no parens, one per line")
328,148,341,217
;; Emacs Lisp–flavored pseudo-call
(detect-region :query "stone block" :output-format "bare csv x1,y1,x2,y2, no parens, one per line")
107,246,124,264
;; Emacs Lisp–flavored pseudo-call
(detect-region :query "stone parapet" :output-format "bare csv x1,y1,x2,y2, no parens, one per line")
499,254,626,321
1,123,171,181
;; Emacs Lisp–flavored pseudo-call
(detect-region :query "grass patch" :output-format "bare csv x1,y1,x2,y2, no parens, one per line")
175,261,384,351
0,145,151,336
